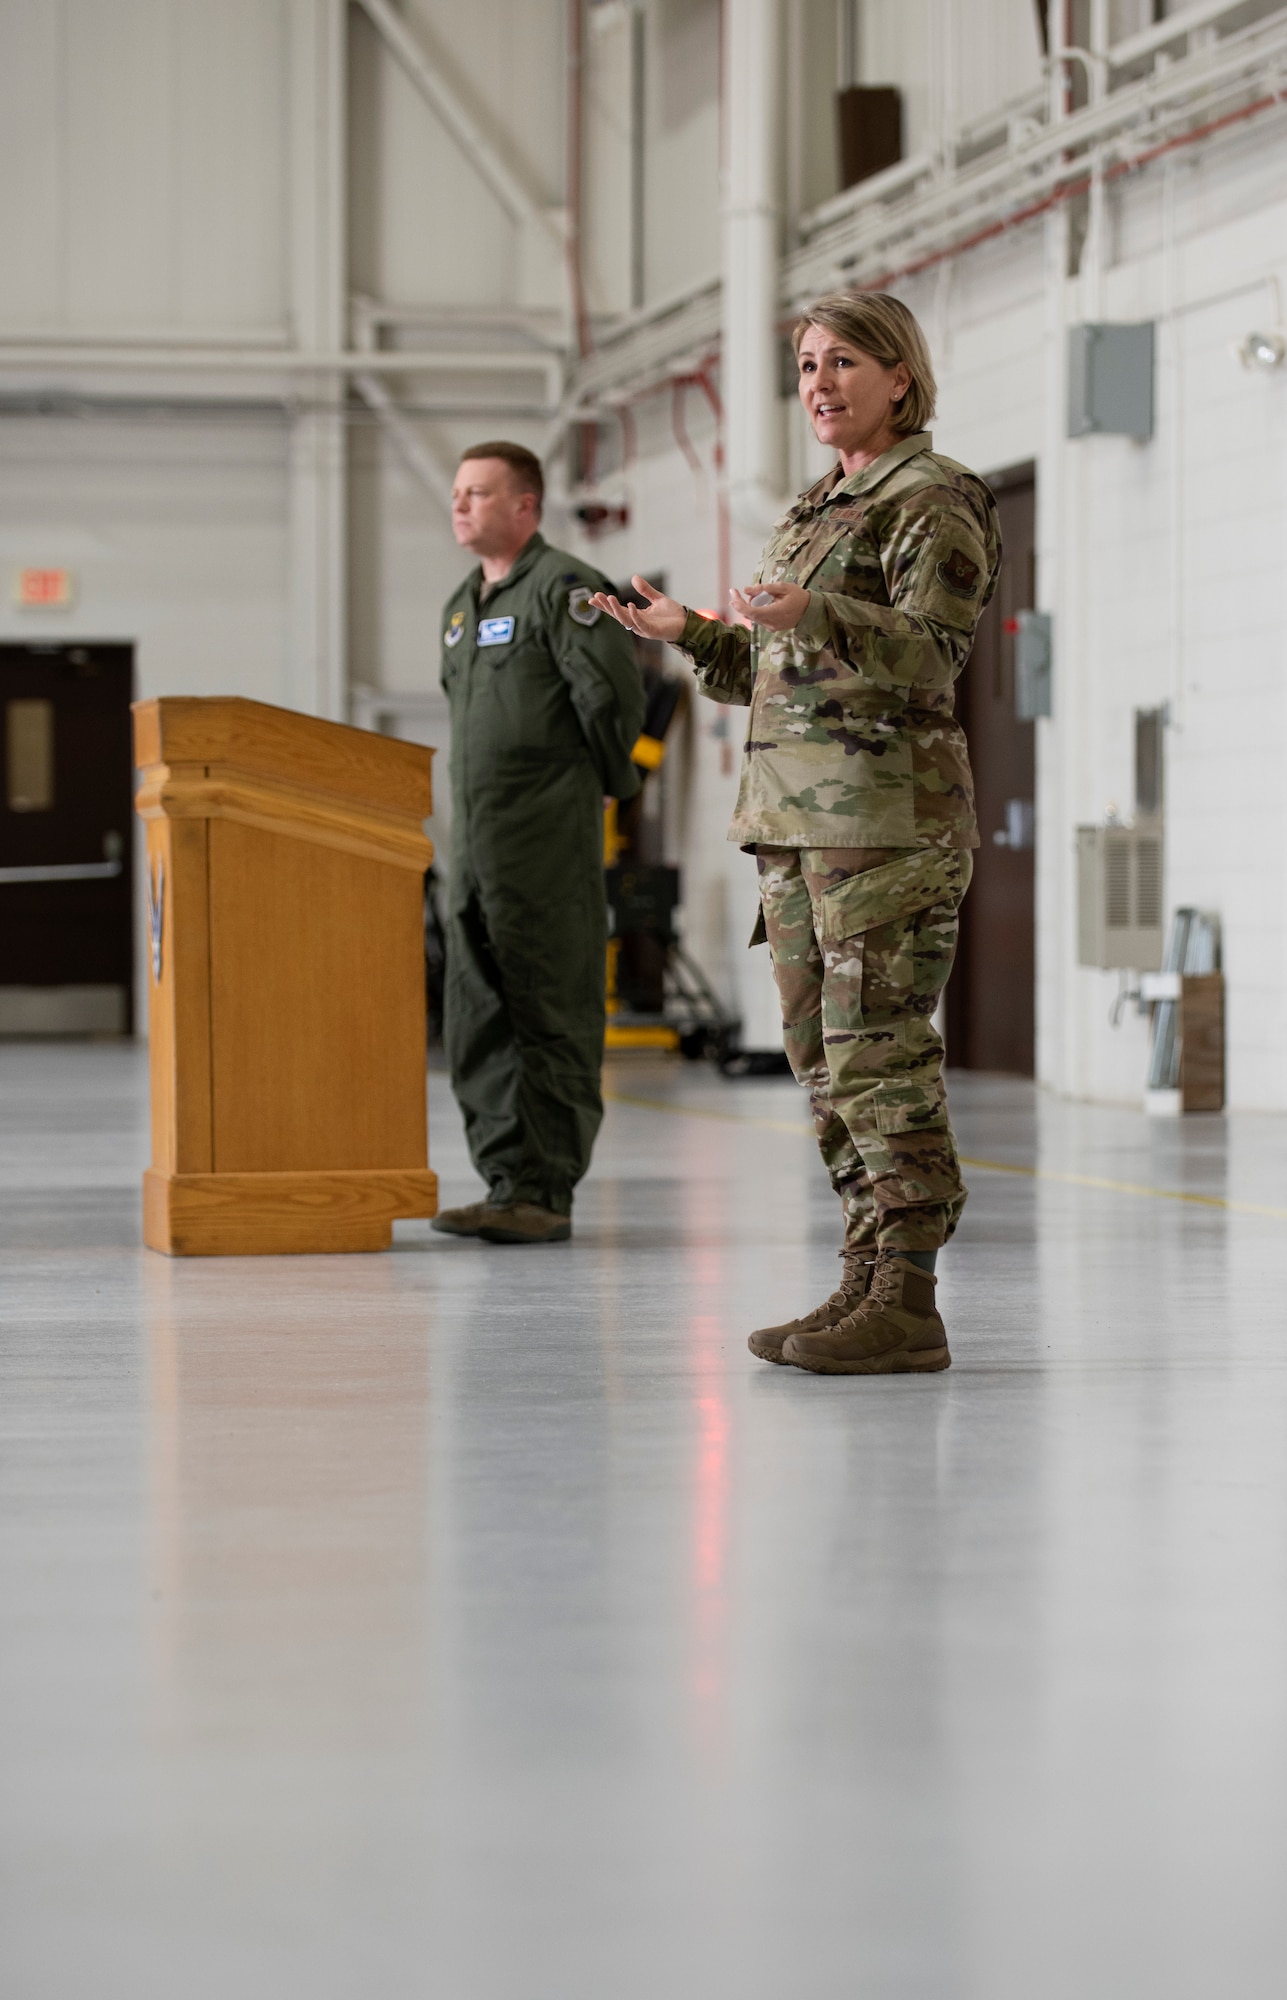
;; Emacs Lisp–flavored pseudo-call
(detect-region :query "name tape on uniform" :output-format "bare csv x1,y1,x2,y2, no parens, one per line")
478,616,515,647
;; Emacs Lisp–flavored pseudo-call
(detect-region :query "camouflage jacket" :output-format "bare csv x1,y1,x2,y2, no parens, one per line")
677,433,1000,849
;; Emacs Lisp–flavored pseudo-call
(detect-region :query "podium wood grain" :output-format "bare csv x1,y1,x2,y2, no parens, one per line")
134,696,438,1254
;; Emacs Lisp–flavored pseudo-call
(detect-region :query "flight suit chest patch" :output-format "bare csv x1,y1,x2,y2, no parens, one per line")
444,609,466,648
478,616,516,646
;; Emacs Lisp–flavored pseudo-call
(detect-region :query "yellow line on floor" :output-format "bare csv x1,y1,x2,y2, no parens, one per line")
602,1090,1287,1222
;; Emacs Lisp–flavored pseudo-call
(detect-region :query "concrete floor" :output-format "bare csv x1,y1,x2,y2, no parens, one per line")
2,1042,1286,1999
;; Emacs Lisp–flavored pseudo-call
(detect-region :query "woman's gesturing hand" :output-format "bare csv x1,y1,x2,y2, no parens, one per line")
728,581,811,631
589,575,688,643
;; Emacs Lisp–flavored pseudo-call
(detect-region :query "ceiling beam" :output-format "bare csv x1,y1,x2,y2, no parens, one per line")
353,0,564,247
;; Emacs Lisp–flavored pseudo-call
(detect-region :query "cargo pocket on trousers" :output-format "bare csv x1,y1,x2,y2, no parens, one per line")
818,848,965,942
820,849,965,1024
871,1082,947,1136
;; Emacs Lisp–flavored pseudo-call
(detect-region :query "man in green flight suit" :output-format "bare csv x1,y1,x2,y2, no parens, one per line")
431,441,645,1245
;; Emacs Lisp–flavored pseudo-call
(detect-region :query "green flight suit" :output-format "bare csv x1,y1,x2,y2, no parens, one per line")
439,532,645,1215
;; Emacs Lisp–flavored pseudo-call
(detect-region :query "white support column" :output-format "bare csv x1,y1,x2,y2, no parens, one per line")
721,0,785,542
720,0,788,1052
288,0,347,722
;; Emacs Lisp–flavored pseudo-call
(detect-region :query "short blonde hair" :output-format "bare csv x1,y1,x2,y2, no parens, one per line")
791,292,937,436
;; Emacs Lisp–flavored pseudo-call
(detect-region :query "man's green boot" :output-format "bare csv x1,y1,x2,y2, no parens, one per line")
477,1201,572,1244
747,1252,876,1364
431,1200,500,1237
781,1250,950,1374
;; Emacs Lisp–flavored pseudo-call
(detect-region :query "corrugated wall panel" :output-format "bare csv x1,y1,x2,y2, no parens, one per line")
0,1,64,325
349,0,566,310
173,0,289,329
0,0,288,335
859,0,1042,153
63,0,179,326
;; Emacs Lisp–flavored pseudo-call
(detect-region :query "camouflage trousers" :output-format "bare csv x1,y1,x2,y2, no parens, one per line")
756,845,974,1254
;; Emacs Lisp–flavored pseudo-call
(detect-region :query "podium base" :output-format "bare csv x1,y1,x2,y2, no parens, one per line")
144,1166,439,1256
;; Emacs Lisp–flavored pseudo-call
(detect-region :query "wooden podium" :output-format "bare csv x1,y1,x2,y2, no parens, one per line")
134,696,438,1254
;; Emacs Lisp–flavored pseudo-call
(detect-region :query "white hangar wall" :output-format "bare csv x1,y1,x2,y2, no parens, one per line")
0,0,296,704
3,0,1287,1110
564,4,1287,1110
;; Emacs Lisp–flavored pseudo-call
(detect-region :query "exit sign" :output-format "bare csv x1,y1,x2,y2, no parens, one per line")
14,567,76,609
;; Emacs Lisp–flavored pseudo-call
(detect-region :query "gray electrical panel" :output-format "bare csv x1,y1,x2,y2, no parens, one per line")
1068,322,1155,440
1014,609,1052,718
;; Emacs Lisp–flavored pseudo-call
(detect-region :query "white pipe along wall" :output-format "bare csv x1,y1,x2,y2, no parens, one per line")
721,0,788,539
716,0,792,1051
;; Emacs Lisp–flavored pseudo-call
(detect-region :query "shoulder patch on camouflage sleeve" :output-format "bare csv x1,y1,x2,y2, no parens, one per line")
935,548,981,599
568,584,601,627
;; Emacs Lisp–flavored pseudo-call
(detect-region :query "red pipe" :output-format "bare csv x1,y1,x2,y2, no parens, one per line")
862,86,1287,294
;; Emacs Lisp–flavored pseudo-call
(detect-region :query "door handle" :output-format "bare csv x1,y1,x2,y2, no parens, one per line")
0,859,123,884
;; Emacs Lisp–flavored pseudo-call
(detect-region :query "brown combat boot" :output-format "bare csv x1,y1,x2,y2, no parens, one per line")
781,1250,950,1374
431,1200,501,1238
477,1201,572,1244
747,1252,877,1364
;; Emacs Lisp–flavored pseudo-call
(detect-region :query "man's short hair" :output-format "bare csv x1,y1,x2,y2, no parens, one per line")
458,440,544,508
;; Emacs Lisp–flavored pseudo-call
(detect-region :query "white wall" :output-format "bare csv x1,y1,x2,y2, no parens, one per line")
348,0,566,311
0,0,289,337
856,0,1043,151
5,0,1287,1099
0,416,289,693
569,10,1287,1103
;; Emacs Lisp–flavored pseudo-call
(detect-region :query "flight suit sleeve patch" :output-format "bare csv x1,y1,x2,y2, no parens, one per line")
568,585,601,627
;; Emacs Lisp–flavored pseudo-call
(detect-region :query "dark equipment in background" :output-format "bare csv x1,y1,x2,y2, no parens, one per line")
836,85,902,189
423,864,446,1043
605,859,736,1063
605,584,739,1064
946,463,1036,1074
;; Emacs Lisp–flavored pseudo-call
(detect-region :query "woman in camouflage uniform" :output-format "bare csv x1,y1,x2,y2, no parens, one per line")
593,293,1000,1374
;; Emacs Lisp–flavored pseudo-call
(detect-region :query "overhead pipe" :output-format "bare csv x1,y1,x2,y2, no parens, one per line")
720,0,787,540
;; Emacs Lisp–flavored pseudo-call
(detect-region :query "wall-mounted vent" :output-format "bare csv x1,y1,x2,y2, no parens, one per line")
1077,824,1165,970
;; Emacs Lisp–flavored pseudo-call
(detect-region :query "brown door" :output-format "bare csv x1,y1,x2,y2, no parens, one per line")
0,643,135,1034
946,467,1036,1074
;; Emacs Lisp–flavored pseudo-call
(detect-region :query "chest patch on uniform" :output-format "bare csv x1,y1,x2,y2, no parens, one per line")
444,609,466,648
568,585,601,627
935,549,981,598
478,615,516,646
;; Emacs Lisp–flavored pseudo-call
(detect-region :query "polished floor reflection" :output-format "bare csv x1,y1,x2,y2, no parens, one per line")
2,1043,1286,1999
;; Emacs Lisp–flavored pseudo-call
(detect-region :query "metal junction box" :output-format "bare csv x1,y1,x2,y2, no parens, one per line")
1068,322,1155,440
1076,822,1164,971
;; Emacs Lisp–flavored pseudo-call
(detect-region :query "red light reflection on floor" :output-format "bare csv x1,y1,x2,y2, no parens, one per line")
689,1310,730,1731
